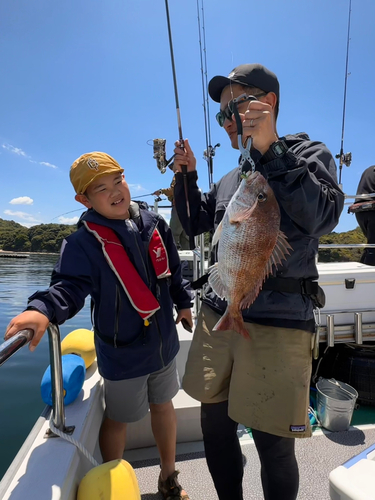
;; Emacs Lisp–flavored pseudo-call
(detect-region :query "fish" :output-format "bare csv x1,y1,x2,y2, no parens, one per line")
208,171,292,339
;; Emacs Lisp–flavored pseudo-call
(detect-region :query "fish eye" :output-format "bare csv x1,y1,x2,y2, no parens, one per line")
257,192,267,202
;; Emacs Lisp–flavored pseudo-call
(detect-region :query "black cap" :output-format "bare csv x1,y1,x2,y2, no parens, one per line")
208,63,279,103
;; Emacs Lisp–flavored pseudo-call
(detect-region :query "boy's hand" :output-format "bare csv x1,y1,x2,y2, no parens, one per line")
175,308,193,329
5,310,50,352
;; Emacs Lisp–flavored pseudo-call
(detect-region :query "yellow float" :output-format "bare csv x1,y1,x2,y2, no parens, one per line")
61,328,96,368
77,459,141,500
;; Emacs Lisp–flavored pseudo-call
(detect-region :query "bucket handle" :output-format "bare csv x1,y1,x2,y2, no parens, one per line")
324,378,357,399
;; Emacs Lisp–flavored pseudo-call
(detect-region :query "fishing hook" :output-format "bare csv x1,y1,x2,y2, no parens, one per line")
230,94,256,175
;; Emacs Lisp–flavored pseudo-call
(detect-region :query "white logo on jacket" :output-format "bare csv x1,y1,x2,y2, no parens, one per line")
153,247,162,259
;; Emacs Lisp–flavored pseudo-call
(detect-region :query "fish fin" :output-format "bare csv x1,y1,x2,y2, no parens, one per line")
228,205,256,224
260,230,293,288
213,310,250,340
211,220,223,247
240,283,263,310
240,232,292,311
267,230,292,273
208,263,227,299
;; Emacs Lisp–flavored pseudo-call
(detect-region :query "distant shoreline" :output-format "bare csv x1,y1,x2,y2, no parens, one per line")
0,250,59,256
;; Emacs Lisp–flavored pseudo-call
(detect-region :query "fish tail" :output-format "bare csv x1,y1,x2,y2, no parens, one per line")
213,310,251,340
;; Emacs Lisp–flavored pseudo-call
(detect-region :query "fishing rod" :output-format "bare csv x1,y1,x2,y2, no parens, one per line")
335,0,353,187
196,0,220,189
50,191,163,222
163,0,195,250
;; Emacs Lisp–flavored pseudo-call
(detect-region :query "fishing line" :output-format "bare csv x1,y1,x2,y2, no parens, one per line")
336,0,353,186
50,208,84,222
50,192,160,222
196,0,219,188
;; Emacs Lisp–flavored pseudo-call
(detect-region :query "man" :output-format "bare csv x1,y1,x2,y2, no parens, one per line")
154,167,190,251
172,64,344,500
352,165,375,265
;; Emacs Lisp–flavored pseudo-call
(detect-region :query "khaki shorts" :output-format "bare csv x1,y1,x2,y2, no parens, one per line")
182,303,313,439
104,359,180,423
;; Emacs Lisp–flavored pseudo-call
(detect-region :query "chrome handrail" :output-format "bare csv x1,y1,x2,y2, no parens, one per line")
46,323,67,432
0,329,33,367
345,192,375,199
319,244,375,248
1,324,72,435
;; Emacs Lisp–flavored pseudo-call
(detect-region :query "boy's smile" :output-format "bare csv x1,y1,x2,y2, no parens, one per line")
75,172,131,219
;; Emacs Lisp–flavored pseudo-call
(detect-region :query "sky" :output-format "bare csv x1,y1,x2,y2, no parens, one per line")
1,0,374,232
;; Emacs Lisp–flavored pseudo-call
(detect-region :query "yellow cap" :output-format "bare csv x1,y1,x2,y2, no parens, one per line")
70,152,124,194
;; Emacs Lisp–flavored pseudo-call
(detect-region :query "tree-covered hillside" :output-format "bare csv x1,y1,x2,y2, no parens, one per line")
0,218,77,253
0,217,369,261
318,227,366,262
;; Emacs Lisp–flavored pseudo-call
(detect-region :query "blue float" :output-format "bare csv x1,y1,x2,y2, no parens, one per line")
40,354,86,406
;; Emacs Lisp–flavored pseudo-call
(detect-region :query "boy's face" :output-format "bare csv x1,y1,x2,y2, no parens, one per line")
75,172,131,219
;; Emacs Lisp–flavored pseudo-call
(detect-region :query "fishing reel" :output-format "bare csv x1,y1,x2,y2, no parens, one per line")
152,139,175,174
203,143,220,161
335,152,352,167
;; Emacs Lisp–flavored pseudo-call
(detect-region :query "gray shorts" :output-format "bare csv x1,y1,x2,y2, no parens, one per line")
104,359,180,423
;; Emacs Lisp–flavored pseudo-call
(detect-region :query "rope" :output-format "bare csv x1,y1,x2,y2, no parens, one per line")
49,419,100,468
308,406,321,427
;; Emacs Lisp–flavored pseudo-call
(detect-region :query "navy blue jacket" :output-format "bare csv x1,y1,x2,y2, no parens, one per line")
175,133,345,331
27,204,192,380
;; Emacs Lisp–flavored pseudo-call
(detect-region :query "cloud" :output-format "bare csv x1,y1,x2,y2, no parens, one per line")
9,196,34,205
128,184,145,192
158,208,171,225
4,209,42,223
16,221,39,228
2,143,29,158
2,143,58,169
58,216,79,224
39,161,58,169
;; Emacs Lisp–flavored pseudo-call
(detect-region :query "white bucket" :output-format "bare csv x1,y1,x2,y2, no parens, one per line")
316,378,358,432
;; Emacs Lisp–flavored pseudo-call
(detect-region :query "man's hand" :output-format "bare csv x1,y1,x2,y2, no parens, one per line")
173,139,197,173
175,308,193,329
153,190,162,196
242,100,278,155
5,310,50,352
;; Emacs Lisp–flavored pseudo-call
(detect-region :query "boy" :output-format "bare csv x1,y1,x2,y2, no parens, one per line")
5,151,192,500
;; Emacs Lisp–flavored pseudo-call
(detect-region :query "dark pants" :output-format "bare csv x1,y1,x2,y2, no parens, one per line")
201,401,299,500
355,211,375,265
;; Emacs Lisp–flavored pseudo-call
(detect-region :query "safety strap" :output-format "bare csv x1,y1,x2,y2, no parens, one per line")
261,277,319,295
84,221,161,321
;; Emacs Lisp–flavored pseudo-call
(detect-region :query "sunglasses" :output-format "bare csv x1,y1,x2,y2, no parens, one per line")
215,93,267,127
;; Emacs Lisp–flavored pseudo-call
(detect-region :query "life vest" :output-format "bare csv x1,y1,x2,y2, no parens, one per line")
83,221,171,322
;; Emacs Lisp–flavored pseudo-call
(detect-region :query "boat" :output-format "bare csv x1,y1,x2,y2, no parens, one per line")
2,227,375,500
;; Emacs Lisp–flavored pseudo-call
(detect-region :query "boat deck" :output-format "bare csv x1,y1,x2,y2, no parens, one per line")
125,426,375,500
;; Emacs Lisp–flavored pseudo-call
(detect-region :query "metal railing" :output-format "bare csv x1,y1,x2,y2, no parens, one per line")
0,329,33,366
0,324,73,435
319,244,375,249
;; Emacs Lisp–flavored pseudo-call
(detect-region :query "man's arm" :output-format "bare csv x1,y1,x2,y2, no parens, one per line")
171,139,217,235
174,171,217,236
263,140,345,237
